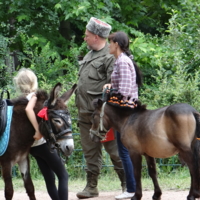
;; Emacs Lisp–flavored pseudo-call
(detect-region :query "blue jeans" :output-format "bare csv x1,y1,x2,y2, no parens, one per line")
116,131,136,193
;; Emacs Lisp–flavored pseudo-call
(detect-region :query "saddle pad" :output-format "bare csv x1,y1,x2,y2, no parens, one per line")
0,106,13,156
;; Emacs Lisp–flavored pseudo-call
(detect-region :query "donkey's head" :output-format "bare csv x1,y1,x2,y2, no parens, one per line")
90,97,144,143
38,83,76,157
89,98,110,143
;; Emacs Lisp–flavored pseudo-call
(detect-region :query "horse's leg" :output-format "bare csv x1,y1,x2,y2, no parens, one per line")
144,155,162,200
179,150,200,200
1,163,14,200
129,151,142,200
18,157,36,200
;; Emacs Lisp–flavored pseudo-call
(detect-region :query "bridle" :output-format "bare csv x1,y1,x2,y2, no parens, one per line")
89,102,108,139
43,110,73,145
38,100,73,151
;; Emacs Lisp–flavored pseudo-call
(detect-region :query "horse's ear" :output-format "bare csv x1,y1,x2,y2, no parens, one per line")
92,98,103,109
49,83,62,106
60,84,77,104
97,99,103,108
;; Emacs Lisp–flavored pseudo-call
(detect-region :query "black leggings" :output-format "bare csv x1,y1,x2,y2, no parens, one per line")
30,143,68,200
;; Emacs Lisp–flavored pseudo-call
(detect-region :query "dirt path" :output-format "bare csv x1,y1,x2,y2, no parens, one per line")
0,190,190,200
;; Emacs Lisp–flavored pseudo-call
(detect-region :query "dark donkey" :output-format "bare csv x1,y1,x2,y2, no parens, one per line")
90,95,200,200
0,83,76,200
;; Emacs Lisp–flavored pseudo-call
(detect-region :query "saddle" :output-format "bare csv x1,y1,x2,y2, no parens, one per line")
106,92,138,109
0,90,10,136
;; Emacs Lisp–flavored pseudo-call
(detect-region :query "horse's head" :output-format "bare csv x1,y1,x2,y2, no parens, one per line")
38,83,77,157
90,95,146,143
90,98,109,143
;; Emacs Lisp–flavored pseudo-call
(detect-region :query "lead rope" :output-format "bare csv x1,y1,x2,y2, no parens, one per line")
100,88,117,132
100,102,108,132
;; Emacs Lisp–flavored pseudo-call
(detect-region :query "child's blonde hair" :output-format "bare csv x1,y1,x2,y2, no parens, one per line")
13,68,38,95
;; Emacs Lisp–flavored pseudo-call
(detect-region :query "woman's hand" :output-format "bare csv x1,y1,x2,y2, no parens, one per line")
103,84,112,93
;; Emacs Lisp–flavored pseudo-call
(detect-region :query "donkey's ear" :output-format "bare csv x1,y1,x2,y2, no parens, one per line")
97,99,103,108
49,83,62,106
60,84,77,104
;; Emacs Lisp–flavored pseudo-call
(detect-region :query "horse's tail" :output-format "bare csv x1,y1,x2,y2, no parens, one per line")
193,112,200,188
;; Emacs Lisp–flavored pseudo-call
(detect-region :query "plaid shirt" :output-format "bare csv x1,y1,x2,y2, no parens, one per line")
111,53,138,101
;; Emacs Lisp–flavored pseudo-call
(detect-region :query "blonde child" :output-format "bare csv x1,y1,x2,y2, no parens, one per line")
13,68,42,140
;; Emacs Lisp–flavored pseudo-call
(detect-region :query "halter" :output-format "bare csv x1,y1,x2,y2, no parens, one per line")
43,109,73,143
38,99,73,152
41,108,73,163
90,88,117,140
89,102,108,140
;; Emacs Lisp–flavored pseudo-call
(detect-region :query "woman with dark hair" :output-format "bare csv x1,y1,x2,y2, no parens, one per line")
103,31,142,199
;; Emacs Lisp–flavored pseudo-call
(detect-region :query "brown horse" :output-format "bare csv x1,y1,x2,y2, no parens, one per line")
0,83,76,200
90,95,200,200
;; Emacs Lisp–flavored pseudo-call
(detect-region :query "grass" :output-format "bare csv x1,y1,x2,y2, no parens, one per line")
69,168,190,192
0,167,190,193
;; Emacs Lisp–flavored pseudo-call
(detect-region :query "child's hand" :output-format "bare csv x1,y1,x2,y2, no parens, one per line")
33,131,43,140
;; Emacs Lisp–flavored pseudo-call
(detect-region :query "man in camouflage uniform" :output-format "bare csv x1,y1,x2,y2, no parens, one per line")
75,17,126,199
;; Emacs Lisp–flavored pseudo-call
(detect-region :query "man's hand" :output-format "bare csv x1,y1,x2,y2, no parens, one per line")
89,129,105,143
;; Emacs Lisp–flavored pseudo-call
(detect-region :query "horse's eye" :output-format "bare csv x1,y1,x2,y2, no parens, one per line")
53,118,62,124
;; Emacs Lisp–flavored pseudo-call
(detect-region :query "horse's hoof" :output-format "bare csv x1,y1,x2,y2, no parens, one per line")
153,197,161,200
131,195,142,200
153,194,162,200
187,198,195,200
187,195,196,200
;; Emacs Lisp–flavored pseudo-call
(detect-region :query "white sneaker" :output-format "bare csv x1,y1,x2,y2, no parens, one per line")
115,191,135,199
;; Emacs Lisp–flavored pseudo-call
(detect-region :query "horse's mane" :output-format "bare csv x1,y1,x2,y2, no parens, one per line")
10,89,48,106
36,89,49,102
10,95,28,106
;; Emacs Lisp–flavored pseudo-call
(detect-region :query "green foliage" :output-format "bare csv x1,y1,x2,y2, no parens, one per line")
0,35,8,89
0,34,14,89
0,1,61,50
0,0,183,54
113,0,180,35
140,65,200,110
16,33,86,91
139,1,200,110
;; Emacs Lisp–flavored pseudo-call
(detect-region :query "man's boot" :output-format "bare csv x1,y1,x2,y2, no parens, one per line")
76,172,99,199
116,169,126,192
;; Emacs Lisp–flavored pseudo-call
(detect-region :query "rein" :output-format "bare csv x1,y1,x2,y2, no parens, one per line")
89,101,108,140
90,89,117,140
